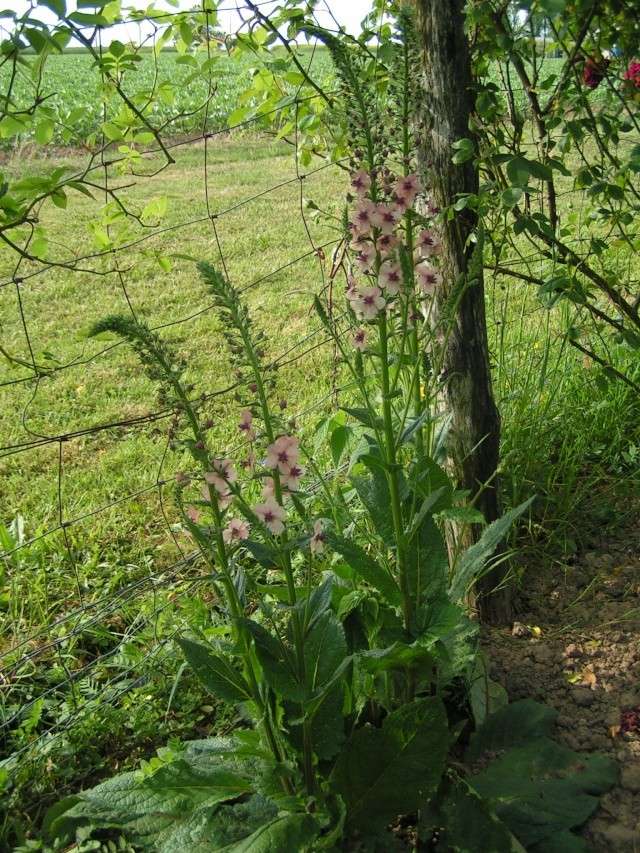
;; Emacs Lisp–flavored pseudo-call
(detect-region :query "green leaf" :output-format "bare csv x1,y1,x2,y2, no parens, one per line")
35,119,55,145
506,156,530,187
351,470,394,546
240,619,302,701
358,641,434,674
331,697,449,835
219,813,319,852
539,0,566,14
341,405,383,430
39,0,66,16
421,774,514,852
177,638,251,704
243,539,280,568
530,831,588,853
145,760,252,807
303,611,347,695
326,533,401,606
502,187,524,209
468,652,508,727
469,738,617,847
142,195,168,222
467,698,559,763
329,424,350,466
449,497,534,602
452,137,475,164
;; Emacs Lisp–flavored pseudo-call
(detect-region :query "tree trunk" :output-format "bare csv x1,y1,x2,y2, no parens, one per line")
413,0,511,624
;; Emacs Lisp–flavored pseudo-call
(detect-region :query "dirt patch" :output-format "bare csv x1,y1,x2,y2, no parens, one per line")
485,532,640,850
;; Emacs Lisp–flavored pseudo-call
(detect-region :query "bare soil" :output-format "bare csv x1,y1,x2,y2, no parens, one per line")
485,530,640,851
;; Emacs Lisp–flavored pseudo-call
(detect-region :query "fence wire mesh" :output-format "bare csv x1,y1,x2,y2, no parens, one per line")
0,6,358,815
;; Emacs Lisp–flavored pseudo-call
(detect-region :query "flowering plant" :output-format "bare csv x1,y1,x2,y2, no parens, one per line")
48,10,618,852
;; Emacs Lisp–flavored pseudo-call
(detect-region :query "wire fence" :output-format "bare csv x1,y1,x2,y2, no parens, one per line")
0,5,357,816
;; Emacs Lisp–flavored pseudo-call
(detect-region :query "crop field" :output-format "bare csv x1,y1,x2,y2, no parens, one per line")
2,41,640,846
0,46,333,146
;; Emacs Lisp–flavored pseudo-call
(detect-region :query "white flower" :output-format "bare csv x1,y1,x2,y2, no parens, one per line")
352,286,386,321
223,518,250,544
310,520,326,555
254,497,286,535
416,262,442,294
378,260,402,296
281,463,305,492
265,435,300,473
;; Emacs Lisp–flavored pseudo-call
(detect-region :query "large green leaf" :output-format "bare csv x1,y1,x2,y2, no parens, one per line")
239,619,302,701
467,700,617,848
303,611,348,694
145,760,252,807
330,697,449,835
421,774,515,852
177,638,251,704
466,698,557,763
219,813,319,852
468,652,509,727
351,463,394,546
326,532,401,605
449,498,534,602
469,738,617,846
406,514,449,608
159,795,279,852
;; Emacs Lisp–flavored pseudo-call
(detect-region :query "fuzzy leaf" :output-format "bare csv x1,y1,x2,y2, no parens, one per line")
177,638,251,704
449,498,534,602
326,533,401,605
331,697,449,835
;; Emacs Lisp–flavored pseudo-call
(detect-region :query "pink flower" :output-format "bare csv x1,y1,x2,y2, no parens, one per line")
353,327,367,351
203,472,233,510
223,518,250,544
281,462,305,491
376,233,399,256
371,203,400,235
353,286,386,321
310,520,326,555
265,435,300,473
624,60,640,89
254,497,286,535
346,275,359,302
212,458,237,484
417,229,442,258
238,409,255,440
350,169,371,196
426,198,440,217
186,506,201,523
204,471,230,495
351,198,376,236
416,262,442,294
378,260,402,296
355,242,376,273
395,174,421,200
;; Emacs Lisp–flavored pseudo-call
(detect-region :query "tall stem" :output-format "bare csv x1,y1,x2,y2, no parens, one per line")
379,313,412,633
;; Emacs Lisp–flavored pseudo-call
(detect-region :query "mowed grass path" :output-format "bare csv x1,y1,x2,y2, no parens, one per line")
0,136,345,632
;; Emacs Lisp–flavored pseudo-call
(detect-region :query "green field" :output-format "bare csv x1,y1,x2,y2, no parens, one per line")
2,44,640,845
0,46,333,146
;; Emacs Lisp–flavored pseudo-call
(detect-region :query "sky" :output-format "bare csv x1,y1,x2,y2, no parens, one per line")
7,1,374,41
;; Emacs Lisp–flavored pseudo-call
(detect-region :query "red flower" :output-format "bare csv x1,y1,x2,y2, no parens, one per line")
624,60,640,90
582,58,608,89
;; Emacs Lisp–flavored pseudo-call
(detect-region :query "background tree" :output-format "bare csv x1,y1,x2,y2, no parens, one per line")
412,0,509,623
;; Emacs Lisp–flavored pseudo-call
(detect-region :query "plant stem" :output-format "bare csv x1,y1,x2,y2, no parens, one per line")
378,313,412,633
